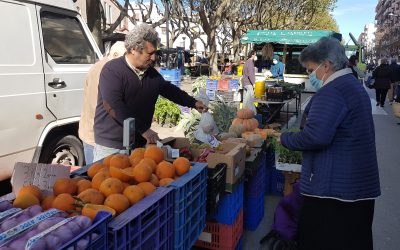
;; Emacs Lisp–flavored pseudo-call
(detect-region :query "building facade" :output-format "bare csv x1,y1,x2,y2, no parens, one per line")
375,0,400,59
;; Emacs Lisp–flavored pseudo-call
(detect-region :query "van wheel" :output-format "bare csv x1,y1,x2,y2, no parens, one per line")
39,135,84,166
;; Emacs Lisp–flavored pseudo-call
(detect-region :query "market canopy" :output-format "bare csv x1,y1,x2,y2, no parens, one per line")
241,30,342,45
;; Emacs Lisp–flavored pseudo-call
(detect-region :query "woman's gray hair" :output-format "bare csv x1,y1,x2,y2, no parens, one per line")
299,37,348,71
125,23,160,52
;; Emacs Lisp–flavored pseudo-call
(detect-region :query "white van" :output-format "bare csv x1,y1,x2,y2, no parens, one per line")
0,0,102,181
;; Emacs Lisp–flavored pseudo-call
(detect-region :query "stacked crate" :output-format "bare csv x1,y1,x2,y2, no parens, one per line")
195,182,244,249
265,145,285,196
244,152,266,231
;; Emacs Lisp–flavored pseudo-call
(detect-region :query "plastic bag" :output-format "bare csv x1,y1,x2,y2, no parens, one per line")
195,88,210,107
243,85,257,114
198,112,219,135
194,112,220,147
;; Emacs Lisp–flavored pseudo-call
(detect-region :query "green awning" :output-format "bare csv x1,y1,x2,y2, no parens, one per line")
241,30,342,45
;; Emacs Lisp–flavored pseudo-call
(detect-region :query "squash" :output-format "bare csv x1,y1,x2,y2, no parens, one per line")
242,118,259,131
237,108,254,119
232,118,244,125
229,124,245,137
218,132,237,141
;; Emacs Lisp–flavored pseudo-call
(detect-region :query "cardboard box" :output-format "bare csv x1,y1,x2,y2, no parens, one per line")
283,171,301,196
159,137,191,161
192,143,246,192
11,162,71,197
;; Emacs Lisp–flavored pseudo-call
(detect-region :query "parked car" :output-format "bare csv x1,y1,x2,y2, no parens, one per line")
0,0,102,181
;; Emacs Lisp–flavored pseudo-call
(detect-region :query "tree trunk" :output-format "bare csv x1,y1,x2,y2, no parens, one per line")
209,29,219,75
86,0,103,52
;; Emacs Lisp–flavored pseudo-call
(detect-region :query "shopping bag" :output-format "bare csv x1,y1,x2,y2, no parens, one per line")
243,85,257,114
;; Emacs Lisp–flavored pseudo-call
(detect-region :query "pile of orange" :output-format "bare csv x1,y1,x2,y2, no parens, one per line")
13,146,192,220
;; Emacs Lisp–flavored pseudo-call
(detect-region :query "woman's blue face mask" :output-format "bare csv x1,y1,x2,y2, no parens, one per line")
309,64,324,90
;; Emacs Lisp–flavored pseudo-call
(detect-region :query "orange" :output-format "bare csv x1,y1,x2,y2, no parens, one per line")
13,193,40,209
109,166,135,183
18,185,42,201
41,195,56,210
139,158,157,172
104,194,130,214
77,188,105,205
52,193,76,212
87,162,106,178
99,178,124,197
122,182,130,190
133,162,152,183
129,156,143,167
53,178,77,196
137,182,156,196
150,174,159,187
110,154,131,169
77,179,92,194
92,171,110,190
173,157,190,176
130,148,146,159
156,161,175,179
144,146,165,164
71,176,86,185
82,204,116,220
159,178,175,187
123,185,145,205
102,155,114,166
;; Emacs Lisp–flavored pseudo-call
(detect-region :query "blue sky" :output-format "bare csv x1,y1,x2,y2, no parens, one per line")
331,0,378,44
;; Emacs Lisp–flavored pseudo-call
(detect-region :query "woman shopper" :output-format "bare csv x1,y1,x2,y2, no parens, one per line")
277,37,380,250
373,58,392,107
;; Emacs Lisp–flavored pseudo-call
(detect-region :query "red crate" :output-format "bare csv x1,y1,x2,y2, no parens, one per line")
217,78,230,91
195,209,243,250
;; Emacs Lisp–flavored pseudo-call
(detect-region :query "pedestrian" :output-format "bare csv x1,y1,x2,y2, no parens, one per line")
348,54,365,79
373,58,392,107
270,55,285,80
276,37,380,250
241,50,257,113
78,41,126,165
389,58,400,104
93,24,207,161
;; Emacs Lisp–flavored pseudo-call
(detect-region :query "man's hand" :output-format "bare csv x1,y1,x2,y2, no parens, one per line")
142,129,159,144
195,100,208,113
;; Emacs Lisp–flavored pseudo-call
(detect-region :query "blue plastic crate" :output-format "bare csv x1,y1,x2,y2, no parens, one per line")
170,81,181,87
208,181,244,225
206,80,218,90
266,146,275,168
60,211,112,250
206,89,216,101
236,236,243,250
107,187,175,250
245,153,266,198
229,79,240,90
169,163,208,250
160,68,181,82
270,168,285,196
244,193,265,231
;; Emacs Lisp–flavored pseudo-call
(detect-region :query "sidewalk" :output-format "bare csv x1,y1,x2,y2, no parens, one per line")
366,88,400,250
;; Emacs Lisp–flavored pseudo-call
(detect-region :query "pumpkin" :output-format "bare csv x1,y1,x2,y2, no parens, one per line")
232,118,244,125
237,108,254,119
242,118,259,131
229,124,245,137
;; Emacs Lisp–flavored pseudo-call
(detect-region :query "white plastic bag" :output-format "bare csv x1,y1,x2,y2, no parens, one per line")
243,85,257,114
194,111,220,147
195,88,210,107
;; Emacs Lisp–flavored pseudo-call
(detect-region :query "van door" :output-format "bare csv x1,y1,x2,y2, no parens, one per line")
0,0,56,180
36,5,101,119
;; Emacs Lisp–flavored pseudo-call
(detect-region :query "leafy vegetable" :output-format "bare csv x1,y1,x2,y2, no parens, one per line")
270,128,302,164
210,100,238,133
191,76,208,96
154,97,182,127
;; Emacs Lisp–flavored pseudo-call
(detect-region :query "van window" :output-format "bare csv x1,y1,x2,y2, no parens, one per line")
41,11,96,64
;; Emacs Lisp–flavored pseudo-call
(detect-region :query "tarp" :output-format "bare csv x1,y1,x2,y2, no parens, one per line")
241,30,342,45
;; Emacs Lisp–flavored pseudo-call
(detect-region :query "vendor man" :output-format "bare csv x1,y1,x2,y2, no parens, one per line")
93,24,207,161
270,55,285,80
